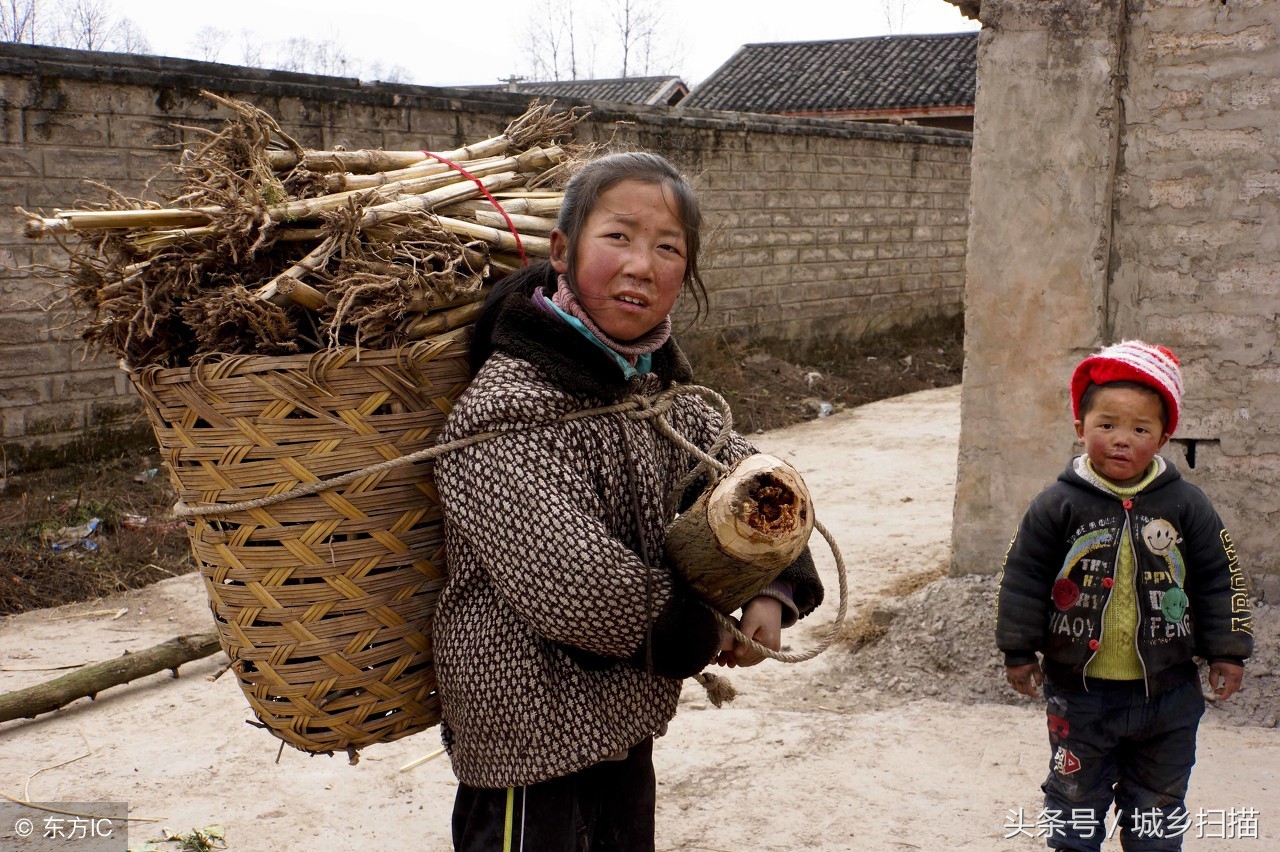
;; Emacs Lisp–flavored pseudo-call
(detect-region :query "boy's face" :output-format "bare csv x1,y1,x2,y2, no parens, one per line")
1075,385,1171,486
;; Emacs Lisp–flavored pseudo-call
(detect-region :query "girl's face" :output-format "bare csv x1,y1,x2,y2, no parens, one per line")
550,179,688,342
1075,385,1170,486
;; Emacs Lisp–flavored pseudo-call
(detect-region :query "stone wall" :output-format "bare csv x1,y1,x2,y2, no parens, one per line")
953,0,1280,576
0,43,971,465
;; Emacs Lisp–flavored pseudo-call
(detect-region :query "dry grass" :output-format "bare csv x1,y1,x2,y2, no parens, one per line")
836,563,950,651
835,609,891,650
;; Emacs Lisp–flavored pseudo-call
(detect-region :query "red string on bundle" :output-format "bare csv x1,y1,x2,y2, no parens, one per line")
419,150,528,266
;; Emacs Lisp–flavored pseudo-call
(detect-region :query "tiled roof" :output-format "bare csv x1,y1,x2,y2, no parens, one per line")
462,76,688,106
681,32,977,115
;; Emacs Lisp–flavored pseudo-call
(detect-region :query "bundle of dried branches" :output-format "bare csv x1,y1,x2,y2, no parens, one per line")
324,212,489,350
182,282,300,357
22,93,587,368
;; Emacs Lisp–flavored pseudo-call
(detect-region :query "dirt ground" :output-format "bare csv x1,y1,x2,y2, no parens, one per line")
688,322,964,434
1,385,1276,851
0,455,190,615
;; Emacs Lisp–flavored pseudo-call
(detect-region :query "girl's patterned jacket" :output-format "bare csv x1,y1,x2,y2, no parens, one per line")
996,456,1253,693
433,265,823,788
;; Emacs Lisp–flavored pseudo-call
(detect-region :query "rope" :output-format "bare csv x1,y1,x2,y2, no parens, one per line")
172,382,848,666
617,412,656,674
173,385,725,518
419,150,529,266
173,394,643,518
711,519,849,665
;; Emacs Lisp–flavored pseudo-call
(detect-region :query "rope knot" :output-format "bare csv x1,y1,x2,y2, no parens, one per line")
623,393,661,419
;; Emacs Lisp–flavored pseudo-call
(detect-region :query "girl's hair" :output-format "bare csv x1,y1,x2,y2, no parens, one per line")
556,151,708,320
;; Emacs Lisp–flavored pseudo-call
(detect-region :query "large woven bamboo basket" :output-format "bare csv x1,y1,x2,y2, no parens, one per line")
130,336,470,756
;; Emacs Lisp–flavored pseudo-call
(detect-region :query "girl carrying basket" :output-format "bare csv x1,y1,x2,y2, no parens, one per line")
433,151,824,851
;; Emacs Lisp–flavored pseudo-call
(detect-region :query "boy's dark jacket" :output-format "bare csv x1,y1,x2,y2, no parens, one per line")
434,263,823,787
997,456,1253,692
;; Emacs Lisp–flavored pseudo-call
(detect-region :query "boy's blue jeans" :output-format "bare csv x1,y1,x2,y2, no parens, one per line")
1041,673,1205,851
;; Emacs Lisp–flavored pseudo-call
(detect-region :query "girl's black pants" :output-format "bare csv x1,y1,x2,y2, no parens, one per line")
452,737,656,852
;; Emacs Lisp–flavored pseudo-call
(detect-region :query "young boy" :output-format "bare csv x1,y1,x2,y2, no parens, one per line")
997,340,1254,851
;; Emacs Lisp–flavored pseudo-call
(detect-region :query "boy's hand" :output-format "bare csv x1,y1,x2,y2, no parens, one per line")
1005,663,1043,698
1207,661,1244,701
714,596,782,668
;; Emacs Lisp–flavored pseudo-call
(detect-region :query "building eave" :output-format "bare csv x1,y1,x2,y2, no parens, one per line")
778,105,974,120
942,0,982,20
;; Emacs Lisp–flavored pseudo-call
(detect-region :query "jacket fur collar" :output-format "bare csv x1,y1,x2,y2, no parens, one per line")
486,262,694,402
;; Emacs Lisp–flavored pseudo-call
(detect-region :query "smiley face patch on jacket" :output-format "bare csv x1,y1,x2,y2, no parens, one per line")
1160,587,1189,622
1142,519,1181,556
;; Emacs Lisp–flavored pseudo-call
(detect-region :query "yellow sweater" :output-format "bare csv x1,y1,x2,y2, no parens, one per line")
1085,460,1161,681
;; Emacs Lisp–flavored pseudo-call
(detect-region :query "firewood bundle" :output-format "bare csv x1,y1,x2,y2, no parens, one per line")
21,93,586,368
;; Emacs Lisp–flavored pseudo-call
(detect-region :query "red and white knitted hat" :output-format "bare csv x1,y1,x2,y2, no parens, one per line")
1070,340,1183,434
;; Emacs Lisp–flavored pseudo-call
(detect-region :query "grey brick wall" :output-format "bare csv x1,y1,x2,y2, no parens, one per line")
954,0,1280,576
0,43,971,465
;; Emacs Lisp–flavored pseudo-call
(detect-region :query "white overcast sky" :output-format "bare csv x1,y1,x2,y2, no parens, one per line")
111,0,979,88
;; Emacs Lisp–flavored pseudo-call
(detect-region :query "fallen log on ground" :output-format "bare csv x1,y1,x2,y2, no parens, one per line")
0,632,221,724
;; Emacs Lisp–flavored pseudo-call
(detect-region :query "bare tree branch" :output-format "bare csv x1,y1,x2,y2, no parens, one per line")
614,0,668,77
566,1,578,80
274,35,355,77
613,0,634,77
360,59,410,84
56,0,118,50
115,17,147,53
524,0,573,81
238,28,263,67
191,25,229,63
0,0,402,80
524,0,672,82
0,633,220,724
0,0,41,43
882,0,914,35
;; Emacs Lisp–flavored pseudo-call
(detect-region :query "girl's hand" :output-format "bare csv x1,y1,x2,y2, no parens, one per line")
1005,663,1043,698
1207,661,1244,701
715,595,783,668
714,624,736,667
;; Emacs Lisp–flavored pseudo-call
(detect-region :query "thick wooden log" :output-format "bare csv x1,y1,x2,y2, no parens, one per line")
664,453,814,614
0,632,221,723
